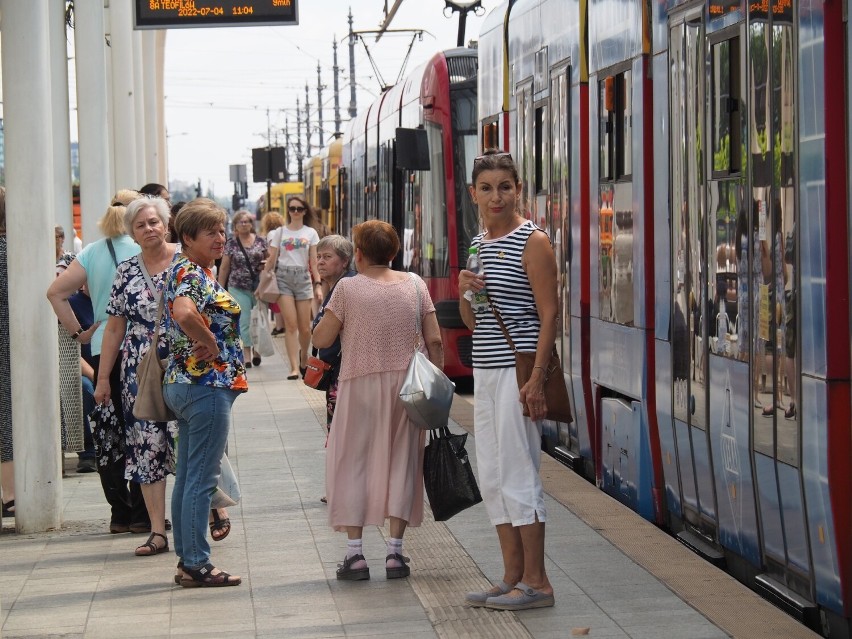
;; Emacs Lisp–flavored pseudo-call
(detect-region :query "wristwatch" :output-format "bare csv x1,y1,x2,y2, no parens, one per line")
71,327,83,340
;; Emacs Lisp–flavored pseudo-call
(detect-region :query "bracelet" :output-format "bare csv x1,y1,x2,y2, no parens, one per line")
71,327,83,340
313,281,322,287
533,365,546,373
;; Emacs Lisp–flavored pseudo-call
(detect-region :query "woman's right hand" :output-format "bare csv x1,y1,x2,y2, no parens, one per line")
75,321,101,345
93,379,110,406
458,269,485,299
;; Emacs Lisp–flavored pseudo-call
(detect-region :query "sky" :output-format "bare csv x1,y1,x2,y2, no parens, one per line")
159,1,493,199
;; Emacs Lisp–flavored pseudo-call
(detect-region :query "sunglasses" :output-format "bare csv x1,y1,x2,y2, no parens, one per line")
473,152,513,166
288,205,306,213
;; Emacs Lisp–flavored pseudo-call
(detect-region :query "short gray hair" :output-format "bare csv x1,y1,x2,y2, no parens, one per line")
125,197,171,237
316,234,354,270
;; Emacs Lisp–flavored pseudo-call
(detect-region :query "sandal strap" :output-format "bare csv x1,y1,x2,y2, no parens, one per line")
136,532,168,554
183,562,236,585
385,552,410,564
340,554,367,570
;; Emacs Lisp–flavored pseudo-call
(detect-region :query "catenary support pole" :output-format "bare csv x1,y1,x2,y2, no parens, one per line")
0,0,64,533
49,0,74,251
132,29,146,186
73,0,112,245
108,0,138,189
142,30,160,184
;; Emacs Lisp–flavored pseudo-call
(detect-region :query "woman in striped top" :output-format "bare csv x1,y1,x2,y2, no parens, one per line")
458,150,558,611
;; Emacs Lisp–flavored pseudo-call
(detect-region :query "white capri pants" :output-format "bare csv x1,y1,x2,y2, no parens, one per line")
473,366,546,527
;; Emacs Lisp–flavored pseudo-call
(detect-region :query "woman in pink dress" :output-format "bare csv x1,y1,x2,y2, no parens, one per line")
313,220,444,581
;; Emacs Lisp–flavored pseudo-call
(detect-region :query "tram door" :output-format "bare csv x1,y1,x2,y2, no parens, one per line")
550,63,578,458
669,12,721,543
745,6,812,601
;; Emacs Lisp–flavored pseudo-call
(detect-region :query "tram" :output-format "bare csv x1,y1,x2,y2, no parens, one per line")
337,47,480,378
304,137,344,232
478,0,851,635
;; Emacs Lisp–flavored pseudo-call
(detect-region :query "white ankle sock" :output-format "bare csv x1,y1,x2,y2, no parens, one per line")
387,537,403,558
346,539,363,559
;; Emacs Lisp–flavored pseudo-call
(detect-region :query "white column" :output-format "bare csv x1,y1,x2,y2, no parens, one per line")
74,0,111,244
108,0,137,189
132,29,146,186
49,0,73,250
142,30,159,183
155,31,169,185
0,0,63,533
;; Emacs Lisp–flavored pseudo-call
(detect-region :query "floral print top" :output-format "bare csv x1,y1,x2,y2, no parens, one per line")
223,235,266,291
163,254,248,391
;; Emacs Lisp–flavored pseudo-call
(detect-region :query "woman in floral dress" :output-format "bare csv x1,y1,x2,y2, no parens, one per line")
95,196,178,556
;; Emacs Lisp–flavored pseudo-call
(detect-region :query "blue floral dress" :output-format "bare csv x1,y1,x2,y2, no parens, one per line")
106,254,177,484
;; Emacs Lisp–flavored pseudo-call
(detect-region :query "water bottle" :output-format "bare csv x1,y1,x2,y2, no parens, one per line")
464,247,490,312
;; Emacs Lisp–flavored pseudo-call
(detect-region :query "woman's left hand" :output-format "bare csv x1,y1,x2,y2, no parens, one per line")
519,373,547,421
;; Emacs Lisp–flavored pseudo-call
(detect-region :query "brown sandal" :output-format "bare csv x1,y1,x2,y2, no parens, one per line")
135,532,169,556
180,562,241,588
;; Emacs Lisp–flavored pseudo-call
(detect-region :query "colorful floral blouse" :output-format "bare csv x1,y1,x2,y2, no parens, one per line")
163,255,248,391
223,235,266,291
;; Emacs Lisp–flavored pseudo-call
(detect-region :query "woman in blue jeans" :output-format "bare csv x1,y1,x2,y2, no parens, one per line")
163,198,247,588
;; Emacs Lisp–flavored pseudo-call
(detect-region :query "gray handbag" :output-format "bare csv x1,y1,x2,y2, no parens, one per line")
398,273,455,430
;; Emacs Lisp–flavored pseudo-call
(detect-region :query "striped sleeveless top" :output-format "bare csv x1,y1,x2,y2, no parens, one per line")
471,220,541,368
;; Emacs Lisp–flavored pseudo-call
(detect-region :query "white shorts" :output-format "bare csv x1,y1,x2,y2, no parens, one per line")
473,367,546,527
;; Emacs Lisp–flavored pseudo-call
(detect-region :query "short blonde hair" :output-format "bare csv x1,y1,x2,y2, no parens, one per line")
260,211,285,236
174,198,227,244
125,197,171,238
99,189,141,238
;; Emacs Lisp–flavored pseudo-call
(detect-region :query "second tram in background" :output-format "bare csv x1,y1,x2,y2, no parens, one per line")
478,0,850,635
309,47,480,378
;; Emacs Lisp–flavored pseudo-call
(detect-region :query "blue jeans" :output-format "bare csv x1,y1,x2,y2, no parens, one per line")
164,383,240,569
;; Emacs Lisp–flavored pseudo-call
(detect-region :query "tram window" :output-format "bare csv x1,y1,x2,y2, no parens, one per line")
599,71,632,181
482,121,499,152
711,37,742,177
534,105,549,193
599,80,613,180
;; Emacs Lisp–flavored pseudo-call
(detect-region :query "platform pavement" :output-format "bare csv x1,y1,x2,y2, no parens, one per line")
0,343,733,639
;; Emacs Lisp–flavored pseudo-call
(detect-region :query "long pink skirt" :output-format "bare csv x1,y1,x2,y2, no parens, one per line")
326,370,426,531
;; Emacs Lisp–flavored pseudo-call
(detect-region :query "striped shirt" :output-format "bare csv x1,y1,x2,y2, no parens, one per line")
471,220,541,368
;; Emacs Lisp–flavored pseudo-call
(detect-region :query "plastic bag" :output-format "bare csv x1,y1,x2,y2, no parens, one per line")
423,426,482,521
211,452,241,509
250,303,276,357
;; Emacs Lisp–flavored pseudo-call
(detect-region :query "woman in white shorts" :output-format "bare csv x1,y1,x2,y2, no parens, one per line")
261,196,323,379
458,150,558,611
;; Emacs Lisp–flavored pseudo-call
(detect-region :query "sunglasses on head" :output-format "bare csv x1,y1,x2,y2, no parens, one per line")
289,205,306,212
473,152,513,166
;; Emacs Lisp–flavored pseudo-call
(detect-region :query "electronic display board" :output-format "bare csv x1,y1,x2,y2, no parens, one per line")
135,1,298,29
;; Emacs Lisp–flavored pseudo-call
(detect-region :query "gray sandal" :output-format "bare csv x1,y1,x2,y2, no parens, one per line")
465,580,513,606
485,582,555,610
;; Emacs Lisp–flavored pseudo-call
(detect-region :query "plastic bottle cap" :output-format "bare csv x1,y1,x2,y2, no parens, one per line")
468,247,478,254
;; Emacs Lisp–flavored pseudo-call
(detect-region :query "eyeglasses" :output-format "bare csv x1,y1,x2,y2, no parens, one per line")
288,205,306,213
473,152,513,166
